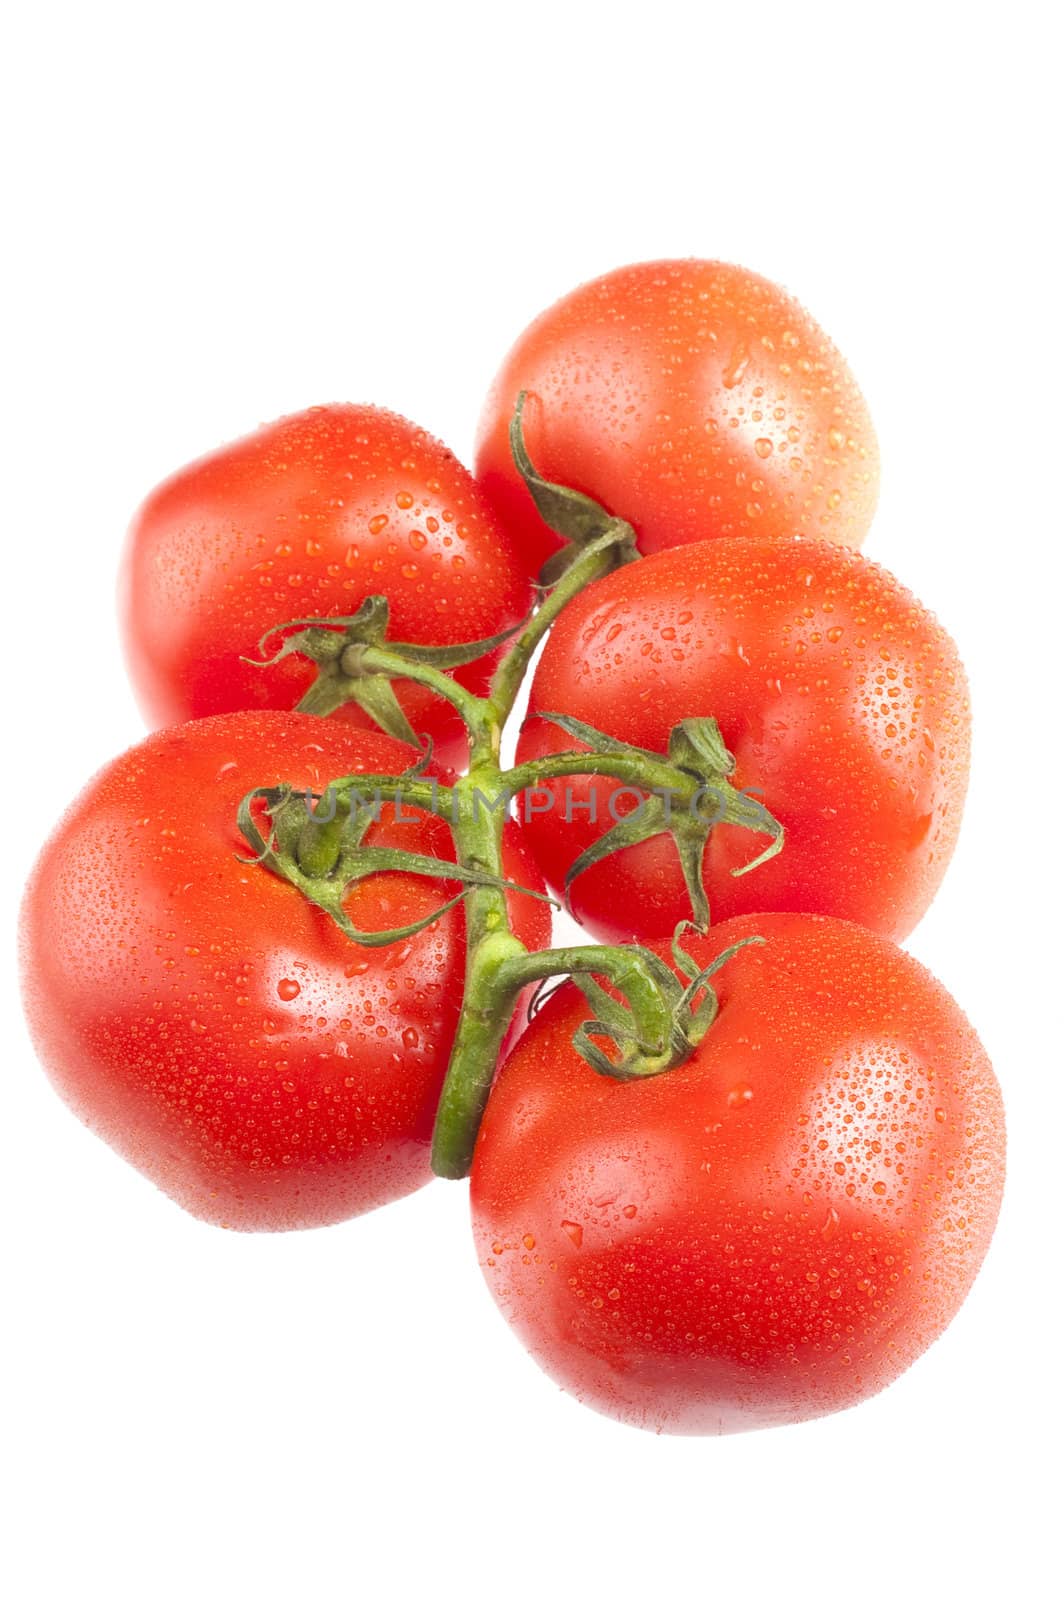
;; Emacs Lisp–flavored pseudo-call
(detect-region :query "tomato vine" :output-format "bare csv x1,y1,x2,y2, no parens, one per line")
239,398,783,1178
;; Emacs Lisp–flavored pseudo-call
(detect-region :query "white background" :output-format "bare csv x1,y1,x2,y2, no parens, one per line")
3,4,1060,1596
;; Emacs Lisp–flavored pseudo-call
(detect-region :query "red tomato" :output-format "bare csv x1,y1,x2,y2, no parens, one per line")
471,913,1005,1435
21,712,550,1231
517,537,969,942
120,405,538,767
475,258,879,569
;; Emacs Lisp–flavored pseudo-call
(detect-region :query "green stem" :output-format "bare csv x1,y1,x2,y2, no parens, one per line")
500,945,674,1051
489,530,632,725
507,749,700,803
430,767,527,1179
317,773,452,816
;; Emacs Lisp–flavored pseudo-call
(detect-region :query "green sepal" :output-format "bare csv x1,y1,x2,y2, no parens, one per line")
509,392,639,585
712,790,785,877
321,888,473,948
236,781,555,950
668,920,707,982
334,844,557,908
303,668,422,746
235,786,301,878
670,933,767,1046
571,1020,636,1080
387,622,527,669
535,710,646,759
671,824,712,930
561,796,677,917
569,972,640,1036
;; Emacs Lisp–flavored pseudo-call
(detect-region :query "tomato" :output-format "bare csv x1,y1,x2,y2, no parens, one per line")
475,258,879,569
516,537,968,943
471,913,1004,1435
120,405,538,767
20,711,550,1231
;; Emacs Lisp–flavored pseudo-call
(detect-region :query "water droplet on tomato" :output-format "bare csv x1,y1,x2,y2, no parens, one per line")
277,978,301,1002
722,342,750,388
907,812,933,849
561,1220,583,1248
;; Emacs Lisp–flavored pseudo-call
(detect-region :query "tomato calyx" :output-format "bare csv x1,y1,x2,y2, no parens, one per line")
566,928,766,1079
430,931,767,1177
511,712,783,928
508,391,640,585
235,774,553,948
246,593,525,748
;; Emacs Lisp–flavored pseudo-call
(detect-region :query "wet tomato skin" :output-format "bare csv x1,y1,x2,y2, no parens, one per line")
471,914,1005,1435
517,537,969,943
475,258,879,570
120,404,538,767
21,711,550,1231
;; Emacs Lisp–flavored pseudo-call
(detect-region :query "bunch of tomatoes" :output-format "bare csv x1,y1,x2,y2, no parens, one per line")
20,260,1004,1436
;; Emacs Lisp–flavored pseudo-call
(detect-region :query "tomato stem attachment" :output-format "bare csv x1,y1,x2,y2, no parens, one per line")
508,714,783,926
244,594,519,749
